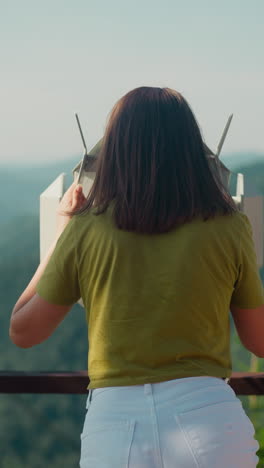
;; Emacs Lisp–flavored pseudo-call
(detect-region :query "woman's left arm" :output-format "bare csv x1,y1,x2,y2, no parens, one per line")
9,183,86,348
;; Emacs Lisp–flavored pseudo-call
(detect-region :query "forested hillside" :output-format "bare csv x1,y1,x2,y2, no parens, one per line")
1,156,264,467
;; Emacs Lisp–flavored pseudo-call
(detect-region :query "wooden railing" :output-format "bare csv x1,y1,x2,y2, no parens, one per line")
0,371,264,395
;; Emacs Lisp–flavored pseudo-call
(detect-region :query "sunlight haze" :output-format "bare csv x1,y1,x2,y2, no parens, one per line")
0,0,264,165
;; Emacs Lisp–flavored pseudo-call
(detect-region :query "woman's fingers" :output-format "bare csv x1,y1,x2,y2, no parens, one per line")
58,182,87,215
71,184,86,211
56,184,86,237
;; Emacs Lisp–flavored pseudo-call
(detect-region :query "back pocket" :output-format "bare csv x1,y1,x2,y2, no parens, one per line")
80,420,135,468
175,400,259,468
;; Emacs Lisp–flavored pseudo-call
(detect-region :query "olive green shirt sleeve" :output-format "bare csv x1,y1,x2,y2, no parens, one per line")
36,218,81,305
231,214,264,308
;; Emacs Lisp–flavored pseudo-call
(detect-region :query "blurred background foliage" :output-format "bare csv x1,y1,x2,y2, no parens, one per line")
1,157,264,467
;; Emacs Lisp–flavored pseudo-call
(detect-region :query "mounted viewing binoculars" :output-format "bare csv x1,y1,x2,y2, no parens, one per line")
40,114,263,270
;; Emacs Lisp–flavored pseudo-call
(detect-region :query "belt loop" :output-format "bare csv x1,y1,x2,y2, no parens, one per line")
89,389,93,402
86,389,93,409
144,383,152,395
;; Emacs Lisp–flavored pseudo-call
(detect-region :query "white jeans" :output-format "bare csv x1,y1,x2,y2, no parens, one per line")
80,376,259,467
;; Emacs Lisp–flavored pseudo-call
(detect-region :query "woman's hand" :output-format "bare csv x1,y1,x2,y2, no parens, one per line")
56,182,86,237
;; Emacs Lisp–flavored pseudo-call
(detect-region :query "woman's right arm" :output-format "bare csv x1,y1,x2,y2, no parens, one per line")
230,213,264,357
230,304,264,357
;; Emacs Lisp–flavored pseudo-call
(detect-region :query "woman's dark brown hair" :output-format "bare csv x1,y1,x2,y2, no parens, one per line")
77,86,236,234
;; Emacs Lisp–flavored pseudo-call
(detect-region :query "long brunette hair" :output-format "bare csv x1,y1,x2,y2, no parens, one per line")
77,86,236,234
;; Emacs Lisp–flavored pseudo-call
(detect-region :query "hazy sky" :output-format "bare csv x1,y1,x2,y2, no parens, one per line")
0,0,264,165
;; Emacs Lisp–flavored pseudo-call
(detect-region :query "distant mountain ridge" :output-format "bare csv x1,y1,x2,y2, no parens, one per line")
1,150,263,171
0,157,78,224
221,151,264,170
0,151,263,225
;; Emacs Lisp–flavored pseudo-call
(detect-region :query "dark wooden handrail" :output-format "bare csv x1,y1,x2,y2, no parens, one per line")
1,371,264,395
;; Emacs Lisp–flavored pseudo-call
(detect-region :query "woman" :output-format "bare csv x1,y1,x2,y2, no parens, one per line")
10,87,263,467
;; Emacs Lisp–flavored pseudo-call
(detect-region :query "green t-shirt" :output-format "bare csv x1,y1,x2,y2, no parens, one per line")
36,207,264,389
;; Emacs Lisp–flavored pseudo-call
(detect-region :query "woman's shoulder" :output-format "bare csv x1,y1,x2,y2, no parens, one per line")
222,211,252,233
208,210,250,230
195,211,251,243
